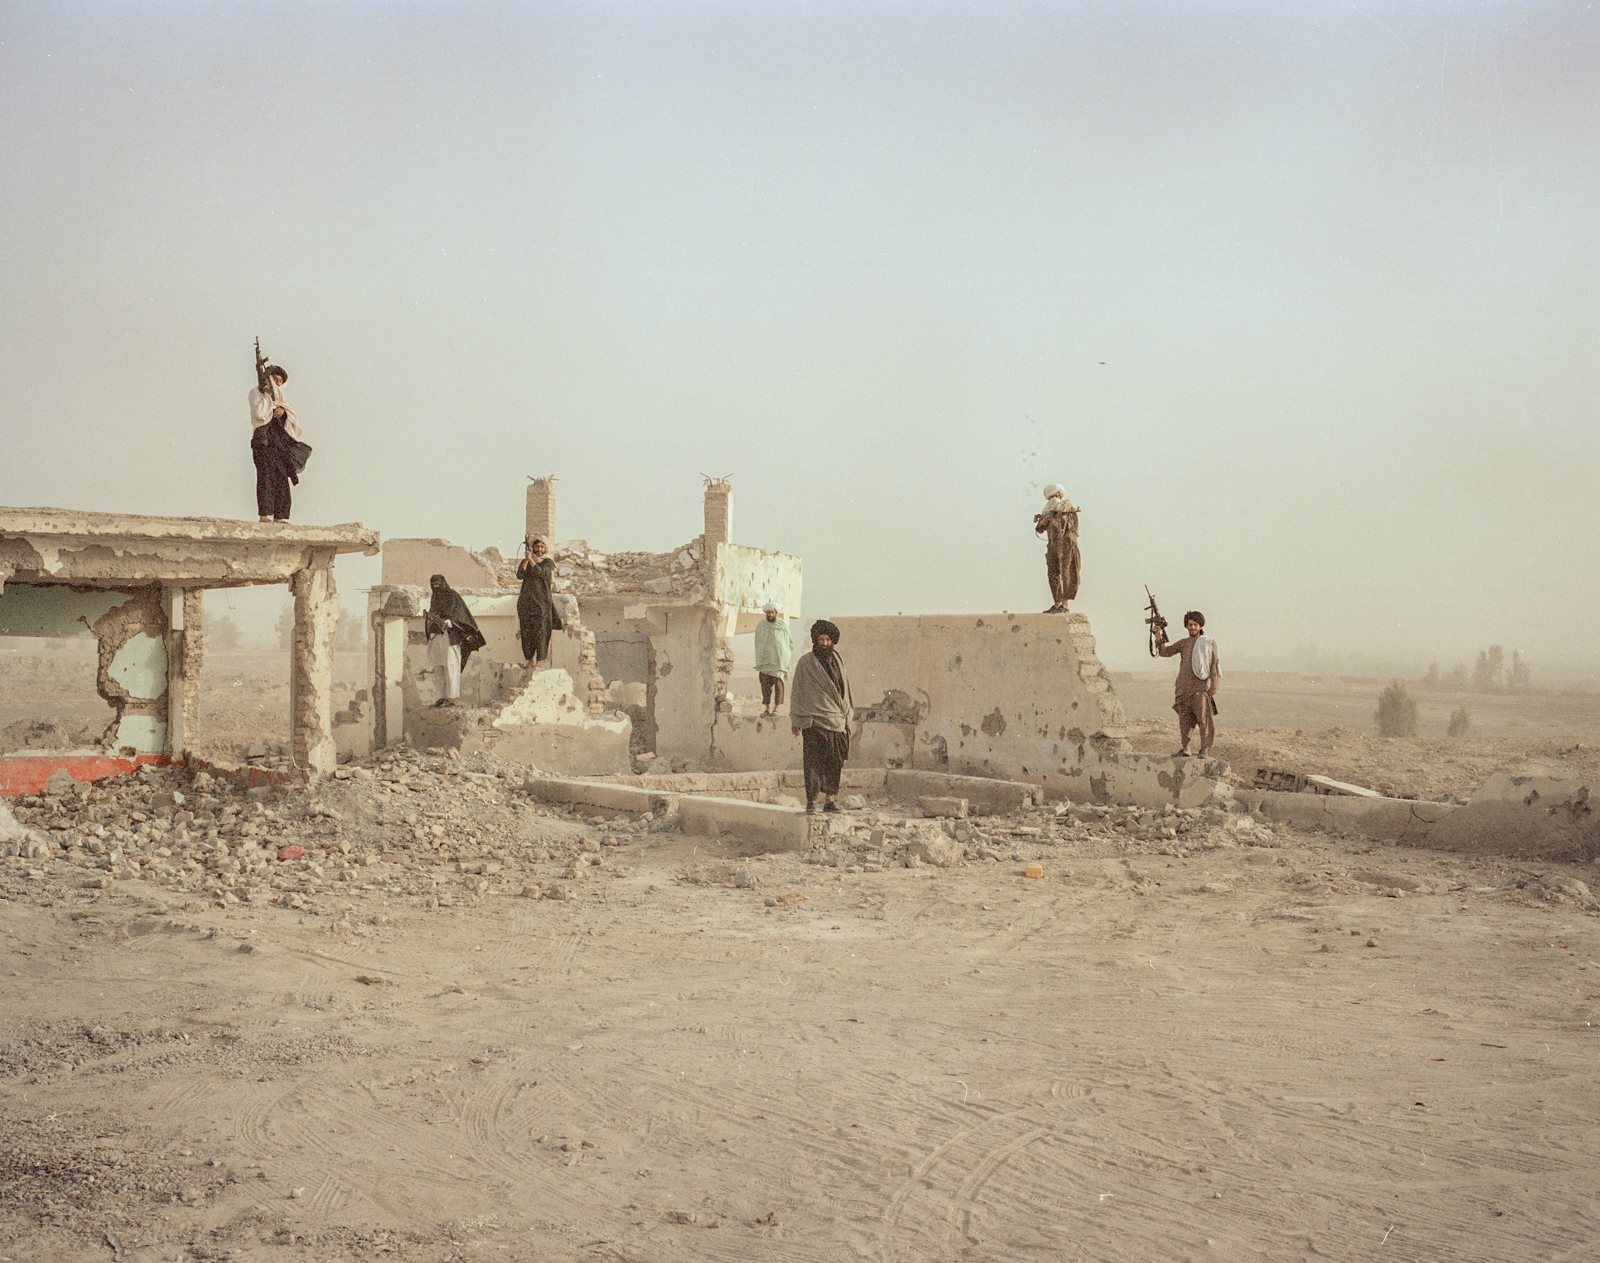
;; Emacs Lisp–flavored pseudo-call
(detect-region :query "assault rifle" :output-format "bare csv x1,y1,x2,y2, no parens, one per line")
254,337,271,395
1144,585,1168,656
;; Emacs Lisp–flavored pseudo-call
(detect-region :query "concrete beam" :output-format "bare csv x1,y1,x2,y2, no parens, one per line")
523,777,674,816
678,795,808,853
1255,790,1456,841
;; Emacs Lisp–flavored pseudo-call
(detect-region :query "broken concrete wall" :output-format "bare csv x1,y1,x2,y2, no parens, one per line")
823,613,1228,807
834,614,1127,793
381,538,504,591
90,586,169,755
400,662,630,775
1252,771,1599,859
715,544,803,635
401,661,629,775
0,582,127,637
484,669,630,774
650,605,720,765
368,584,619,769
0,580,172,756
570,597,721,762
709,710,797,770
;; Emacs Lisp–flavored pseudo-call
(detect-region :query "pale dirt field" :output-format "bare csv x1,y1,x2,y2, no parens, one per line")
3,653,1600,1263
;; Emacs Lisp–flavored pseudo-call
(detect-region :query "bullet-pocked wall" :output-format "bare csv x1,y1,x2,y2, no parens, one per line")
835,613,1129,793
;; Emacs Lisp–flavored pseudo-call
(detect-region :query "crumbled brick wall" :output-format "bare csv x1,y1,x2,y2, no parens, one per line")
89,586,167,735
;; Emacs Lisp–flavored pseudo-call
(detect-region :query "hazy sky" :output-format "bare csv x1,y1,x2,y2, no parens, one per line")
2,1,1595,675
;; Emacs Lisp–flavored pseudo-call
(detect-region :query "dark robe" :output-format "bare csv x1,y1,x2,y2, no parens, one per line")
426,578,487,671
515,556,564,662
251,417,313,520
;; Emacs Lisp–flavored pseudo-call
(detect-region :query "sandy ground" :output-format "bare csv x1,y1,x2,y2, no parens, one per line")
3,653,1600,1262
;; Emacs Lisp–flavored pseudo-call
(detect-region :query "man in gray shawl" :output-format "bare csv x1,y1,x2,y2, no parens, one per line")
790,619,853,813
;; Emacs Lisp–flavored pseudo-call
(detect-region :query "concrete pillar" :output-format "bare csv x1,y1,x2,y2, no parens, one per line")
162,586,204,760
703,479,732,550
373,614,407,747
290,552,340,776
526,478,556,543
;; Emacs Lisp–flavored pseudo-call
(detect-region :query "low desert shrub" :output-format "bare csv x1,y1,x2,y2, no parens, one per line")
1446,707,1471,738
1374,680,1418,737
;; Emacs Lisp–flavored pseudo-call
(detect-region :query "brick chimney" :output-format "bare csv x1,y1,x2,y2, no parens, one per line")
526,477,556,543
703,478,732,550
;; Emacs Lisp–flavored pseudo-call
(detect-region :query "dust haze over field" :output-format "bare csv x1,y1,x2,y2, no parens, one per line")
2,0,1597,682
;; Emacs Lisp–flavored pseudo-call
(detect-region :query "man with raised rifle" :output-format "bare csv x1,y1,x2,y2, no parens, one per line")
1150,598,1220,758
249,338,312,522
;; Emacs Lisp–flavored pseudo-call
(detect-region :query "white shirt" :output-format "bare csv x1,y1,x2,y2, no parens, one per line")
248,386,302,438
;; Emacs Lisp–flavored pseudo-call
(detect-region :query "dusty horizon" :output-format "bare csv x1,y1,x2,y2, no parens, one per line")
3,1,1595,676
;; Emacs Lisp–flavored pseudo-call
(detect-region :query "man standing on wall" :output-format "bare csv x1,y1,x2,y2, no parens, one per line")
1156,610,1220,757
790,619,853,813
755,602,793,716
249,347,311,522
1033,484,1079,613
424,574,486,708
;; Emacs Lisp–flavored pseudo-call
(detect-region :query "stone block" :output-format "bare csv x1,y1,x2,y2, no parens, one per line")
887,769,1035,816
920,796,968,818
678,795,808,854
905,828,965,868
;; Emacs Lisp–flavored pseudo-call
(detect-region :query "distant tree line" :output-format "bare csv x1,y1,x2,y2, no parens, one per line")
1420,645,1532,694
275,606,366,652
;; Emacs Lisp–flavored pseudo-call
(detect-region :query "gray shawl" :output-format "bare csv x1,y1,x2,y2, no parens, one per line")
789,649,852,733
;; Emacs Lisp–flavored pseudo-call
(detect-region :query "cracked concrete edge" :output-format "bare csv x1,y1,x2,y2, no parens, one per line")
1256,789,1456,840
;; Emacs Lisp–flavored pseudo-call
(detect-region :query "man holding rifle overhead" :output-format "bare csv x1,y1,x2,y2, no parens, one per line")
249,339,312,522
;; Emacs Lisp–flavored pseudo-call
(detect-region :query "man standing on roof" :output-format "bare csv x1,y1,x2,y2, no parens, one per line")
248,358,311,523
790,619,853,814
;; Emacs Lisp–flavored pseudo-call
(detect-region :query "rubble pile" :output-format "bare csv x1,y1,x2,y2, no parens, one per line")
802,799,1286,872
7,754,1593,921
0,716,104,753
486,540,711,604
0,748,654,914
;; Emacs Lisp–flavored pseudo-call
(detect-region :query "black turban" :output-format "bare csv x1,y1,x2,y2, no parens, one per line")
810,619,841,644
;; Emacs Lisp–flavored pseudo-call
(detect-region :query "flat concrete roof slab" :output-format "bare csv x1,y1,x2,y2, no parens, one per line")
0,506,380,589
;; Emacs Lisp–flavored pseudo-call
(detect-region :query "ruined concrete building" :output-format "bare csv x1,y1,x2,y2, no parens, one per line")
0,508,378,788
362,478,802,773
1,496,1222,816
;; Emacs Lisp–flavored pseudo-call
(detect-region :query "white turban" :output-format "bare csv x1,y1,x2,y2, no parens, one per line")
1043,484,1065,499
